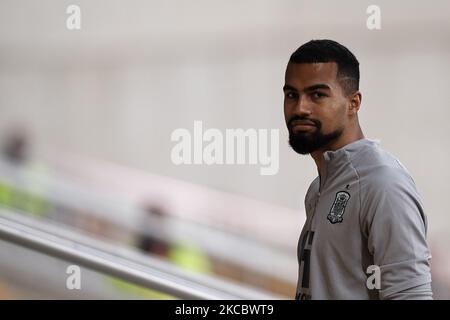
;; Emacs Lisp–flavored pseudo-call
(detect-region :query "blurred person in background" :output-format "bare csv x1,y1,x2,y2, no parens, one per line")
136,203,212,274
0,126,50,218
105,202,212,299
2,126,30,165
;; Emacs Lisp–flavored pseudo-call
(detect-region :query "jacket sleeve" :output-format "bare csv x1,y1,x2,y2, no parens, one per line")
361,167,433,300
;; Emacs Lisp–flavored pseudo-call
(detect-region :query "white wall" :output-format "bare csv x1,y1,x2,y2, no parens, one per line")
0,0,449,242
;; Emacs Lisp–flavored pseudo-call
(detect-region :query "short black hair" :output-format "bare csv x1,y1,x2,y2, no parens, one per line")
289,39,360,96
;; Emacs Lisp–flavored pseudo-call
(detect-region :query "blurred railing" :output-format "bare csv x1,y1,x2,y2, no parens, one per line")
0,157,298,287
0,208,281,299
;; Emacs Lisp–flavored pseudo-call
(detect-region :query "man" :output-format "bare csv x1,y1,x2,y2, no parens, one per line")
284,39,432,299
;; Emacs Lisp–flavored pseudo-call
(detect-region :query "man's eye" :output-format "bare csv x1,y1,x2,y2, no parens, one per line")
312,92,326,99
285,92,297,99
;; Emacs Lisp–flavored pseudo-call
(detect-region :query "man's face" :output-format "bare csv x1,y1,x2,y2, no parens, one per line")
283,62,350,155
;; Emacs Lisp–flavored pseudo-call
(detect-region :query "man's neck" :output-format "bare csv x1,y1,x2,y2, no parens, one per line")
311,128,365,181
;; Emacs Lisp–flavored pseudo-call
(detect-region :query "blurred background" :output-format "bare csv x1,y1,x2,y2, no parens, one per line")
0,0,449,299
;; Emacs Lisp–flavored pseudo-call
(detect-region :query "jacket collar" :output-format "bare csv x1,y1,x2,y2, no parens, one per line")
322,138,380,164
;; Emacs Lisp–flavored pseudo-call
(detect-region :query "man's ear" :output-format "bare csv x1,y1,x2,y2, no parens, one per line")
348,91,362,115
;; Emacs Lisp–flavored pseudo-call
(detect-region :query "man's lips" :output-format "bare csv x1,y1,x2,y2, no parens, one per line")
289,119,317,131
290,119,316,126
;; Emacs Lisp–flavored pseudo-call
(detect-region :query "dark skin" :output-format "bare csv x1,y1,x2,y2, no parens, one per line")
283,62,364,180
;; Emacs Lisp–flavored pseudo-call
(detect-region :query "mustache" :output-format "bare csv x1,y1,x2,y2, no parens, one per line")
287,116,321,129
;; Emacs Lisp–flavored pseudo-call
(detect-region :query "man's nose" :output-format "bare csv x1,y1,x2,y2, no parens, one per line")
295,96,312,116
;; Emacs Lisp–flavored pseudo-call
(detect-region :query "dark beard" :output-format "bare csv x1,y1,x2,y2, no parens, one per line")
288,123,343,155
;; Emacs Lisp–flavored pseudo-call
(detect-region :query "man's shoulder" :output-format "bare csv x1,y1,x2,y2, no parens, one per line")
304,176,320,204
351,144,415,189
354,145,427,232
307,176,320,193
